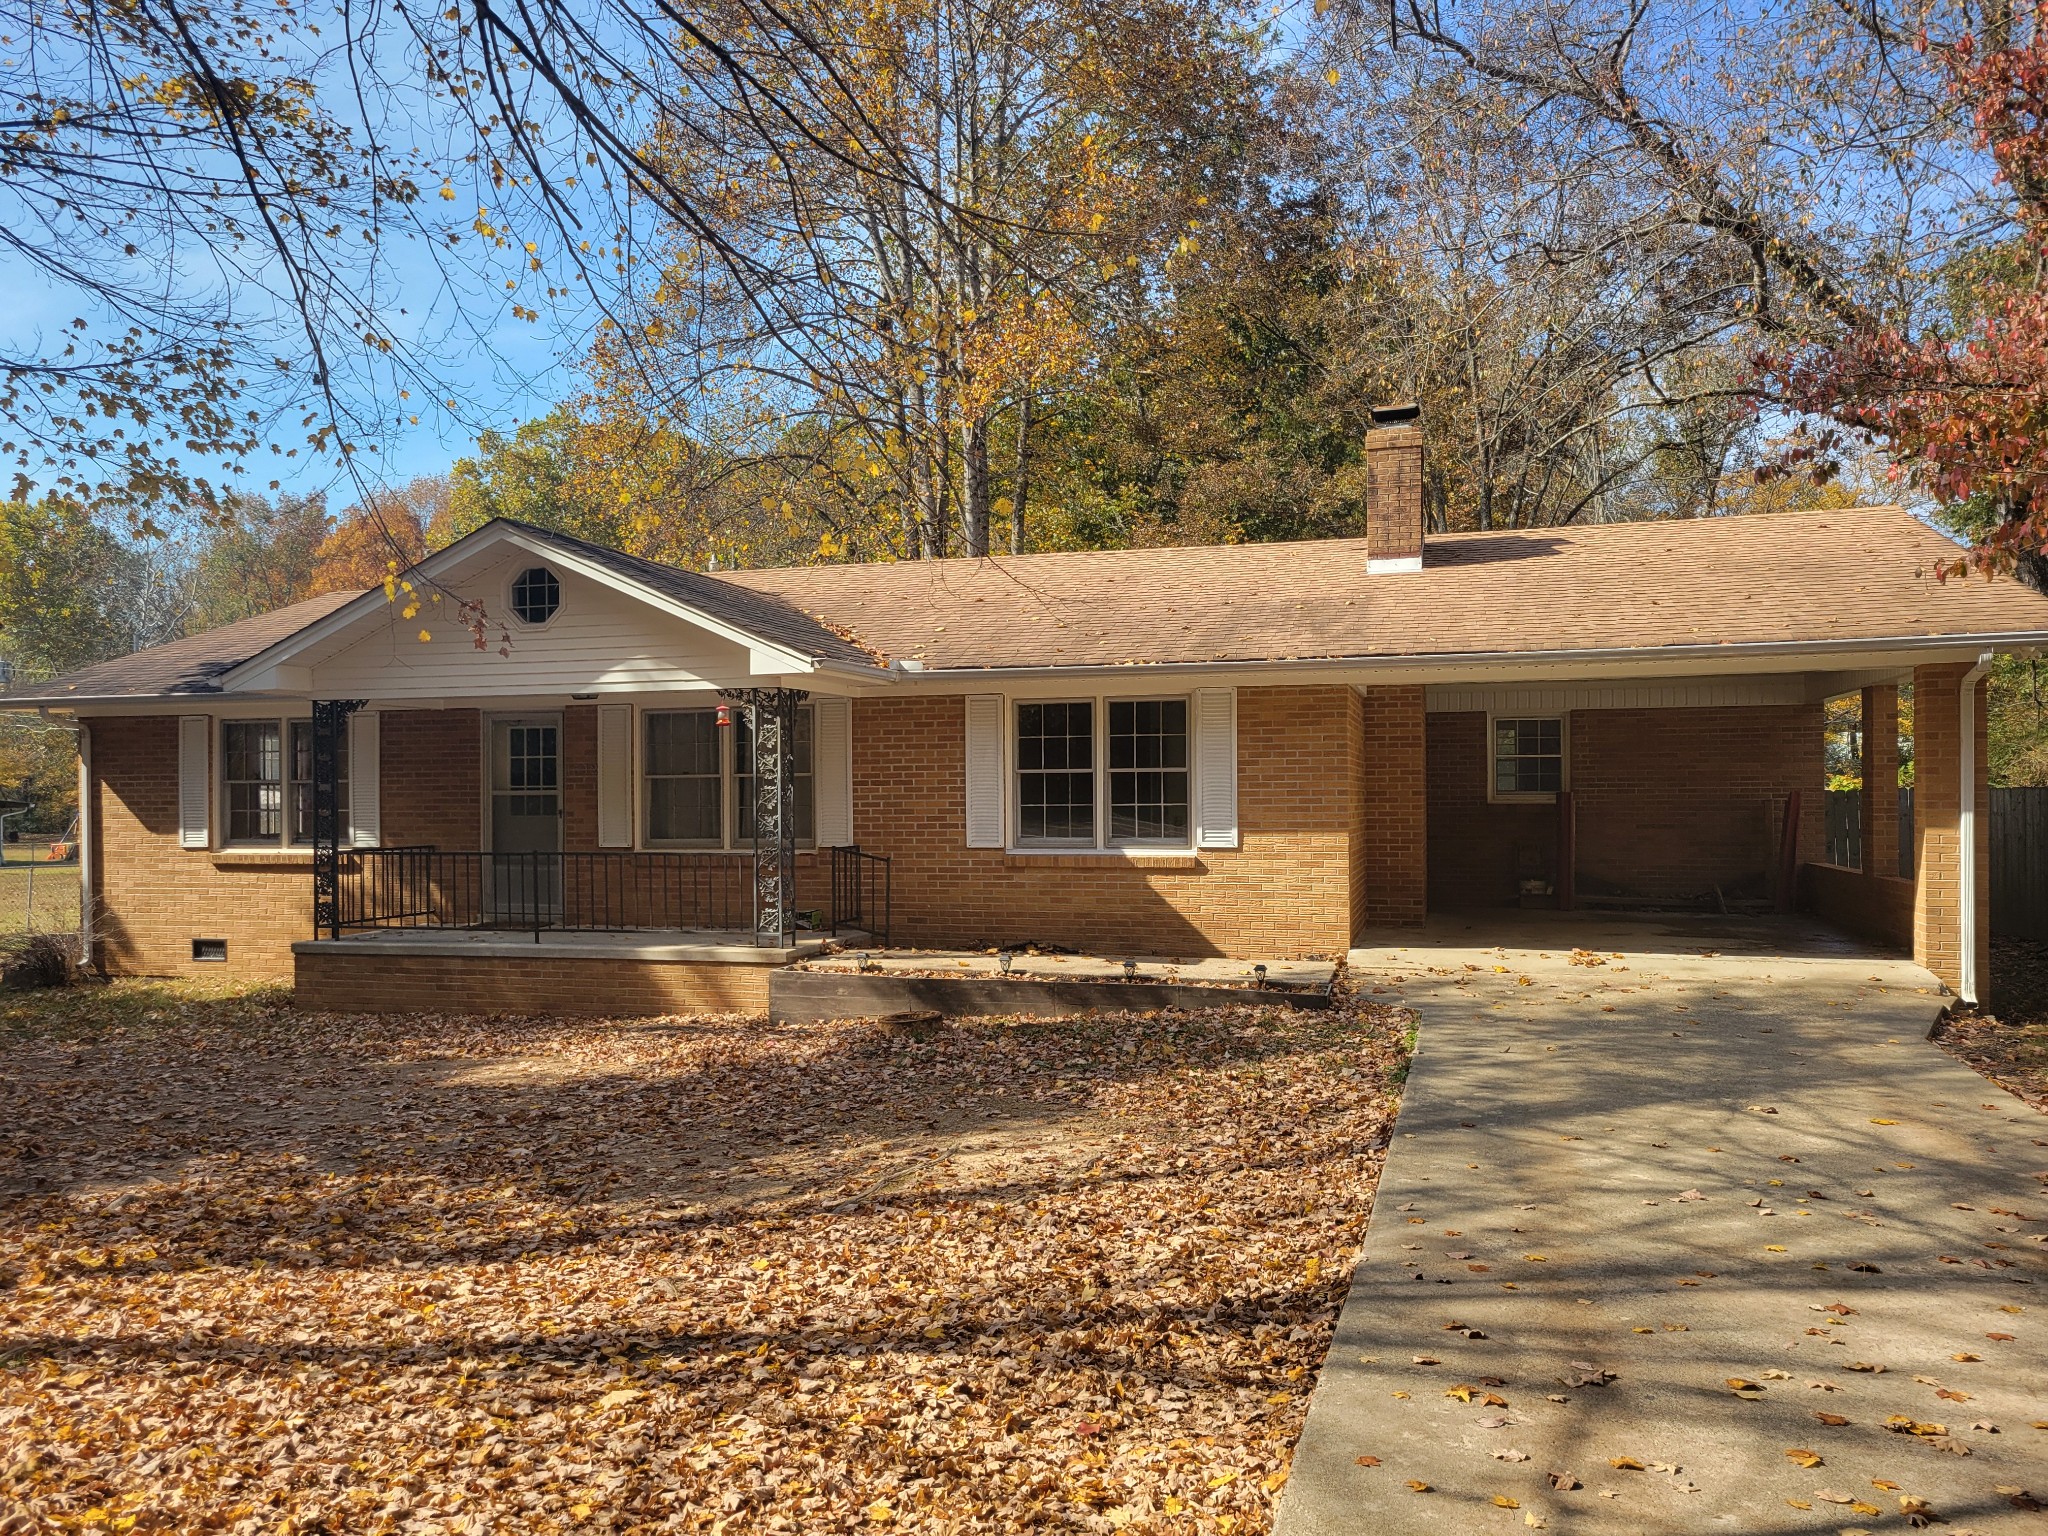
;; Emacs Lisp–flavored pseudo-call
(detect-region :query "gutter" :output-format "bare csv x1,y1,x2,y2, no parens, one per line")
1958,647,1996,1006
75,721,92,974
888,630,2048,682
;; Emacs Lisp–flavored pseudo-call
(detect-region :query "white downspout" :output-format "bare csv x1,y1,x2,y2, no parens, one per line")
1958,649,1995,1006
75,721,93,973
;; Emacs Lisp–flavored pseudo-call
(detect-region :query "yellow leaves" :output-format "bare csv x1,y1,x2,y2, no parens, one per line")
417,629,432,643
1406,1480,1431,1492
1784,1447,1824,1468
1764,1244,1788,1252
1492,1495,1521,1508
1610,1457,1645,1470
595,1388,644,1410
1884,1415,1947,1436
1870,1118,1898,1125
1325,68,1340,85
864,1501,896,1523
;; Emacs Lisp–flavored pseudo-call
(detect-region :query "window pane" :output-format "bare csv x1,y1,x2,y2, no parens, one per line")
1018,701,1095,843
224,721,283,842
1493,717,1564,796
645,710,722,844
1109,699,1188,843
287,719,350,844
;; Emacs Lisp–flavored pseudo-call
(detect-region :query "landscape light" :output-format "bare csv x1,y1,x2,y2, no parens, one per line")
1254,963,1268,987
998,952,1013,975
1123,958,1137,979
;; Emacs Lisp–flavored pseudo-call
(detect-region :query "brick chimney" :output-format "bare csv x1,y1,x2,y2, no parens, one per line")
1366,403,1424,574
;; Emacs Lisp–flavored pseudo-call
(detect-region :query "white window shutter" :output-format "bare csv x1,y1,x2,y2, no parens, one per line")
596,704,632,848
964,694,1005,848
1195,688,1239,849
813,696,853,847
349,712,381,847
178,716,211,849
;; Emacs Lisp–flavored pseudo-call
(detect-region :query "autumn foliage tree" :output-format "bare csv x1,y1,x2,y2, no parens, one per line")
1771,7,2048,590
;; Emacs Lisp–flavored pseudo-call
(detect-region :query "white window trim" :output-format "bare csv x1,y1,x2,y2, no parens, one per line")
1486,711,1569,805
505,563,564,629
1009,694,1196,854
639,701,817,853
218,716,349,849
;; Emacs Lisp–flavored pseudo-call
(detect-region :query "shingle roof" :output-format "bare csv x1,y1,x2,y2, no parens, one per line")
720,506,2048,668
0,590,361,703
10,506,2047,705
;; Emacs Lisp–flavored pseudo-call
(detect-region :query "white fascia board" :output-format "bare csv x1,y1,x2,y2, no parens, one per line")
879,631,2048,692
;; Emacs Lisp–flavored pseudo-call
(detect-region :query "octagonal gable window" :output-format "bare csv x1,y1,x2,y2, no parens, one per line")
510,566,561,626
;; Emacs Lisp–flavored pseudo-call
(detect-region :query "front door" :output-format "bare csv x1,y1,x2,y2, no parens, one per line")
489,717,562,923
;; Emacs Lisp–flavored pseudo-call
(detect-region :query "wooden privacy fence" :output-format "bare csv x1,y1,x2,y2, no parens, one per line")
1991,786,2048,940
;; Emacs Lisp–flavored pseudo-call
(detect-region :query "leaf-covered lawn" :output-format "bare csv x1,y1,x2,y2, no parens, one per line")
1937,936,2048,1109
0,982,1405,1534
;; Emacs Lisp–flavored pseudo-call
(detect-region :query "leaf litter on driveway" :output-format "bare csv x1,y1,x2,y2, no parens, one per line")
0,984,1407,1533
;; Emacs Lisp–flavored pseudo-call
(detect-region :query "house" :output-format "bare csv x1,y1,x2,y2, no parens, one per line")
9,415,2048,1016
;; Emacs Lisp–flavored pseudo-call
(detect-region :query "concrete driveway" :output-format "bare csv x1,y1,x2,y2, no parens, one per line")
1279,915,2048,1535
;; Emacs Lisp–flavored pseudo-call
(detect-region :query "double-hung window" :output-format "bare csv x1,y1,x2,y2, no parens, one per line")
642,705,814,849
1491,716,1564,799
223,718,349,846
1015,697,1190,849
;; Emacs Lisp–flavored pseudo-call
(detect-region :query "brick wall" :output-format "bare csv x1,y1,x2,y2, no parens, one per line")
1427,704,1825,908
850,686,1359,957
378,710,482,848
1911,662,1990,991
1359,686,1426,926
89,717,312,979
294,948,773,1016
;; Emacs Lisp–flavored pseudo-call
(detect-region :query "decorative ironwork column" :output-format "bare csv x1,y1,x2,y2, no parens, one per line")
720,687,807,946
311,699,365,940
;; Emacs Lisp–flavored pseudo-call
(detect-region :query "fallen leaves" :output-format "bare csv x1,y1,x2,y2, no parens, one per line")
1784,1447,1824,1468
0,989,1411,1534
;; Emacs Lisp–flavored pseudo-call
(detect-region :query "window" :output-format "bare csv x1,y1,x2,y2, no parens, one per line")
222,720,282,843
1109,699,1189,843
288,720,350,845
1492,716,1564,797
642,704,814,849
224,718,350,846
1017,701,1096,844
510,565,561,625
645,709,723,845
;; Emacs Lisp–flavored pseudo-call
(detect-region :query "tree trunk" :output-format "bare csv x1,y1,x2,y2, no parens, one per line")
961,415,991,556
1011,392,1032,554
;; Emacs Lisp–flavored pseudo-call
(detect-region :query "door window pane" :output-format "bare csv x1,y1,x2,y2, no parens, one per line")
288,719,350,845
1109,698,1189,843
223,720,283,843
645,710,723,844
495,723,559,817
734,705,815,844
1017,701,1094,843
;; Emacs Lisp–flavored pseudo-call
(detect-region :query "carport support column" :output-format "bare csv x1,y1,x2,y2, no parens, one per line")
1910,663,1989,996
1860,685,1899,880
1358,685,1428,929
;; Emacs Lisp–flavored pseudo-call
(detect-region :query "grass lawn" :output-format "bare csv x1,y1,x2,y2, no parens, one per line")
0,856,80,935
0,980,1405,1534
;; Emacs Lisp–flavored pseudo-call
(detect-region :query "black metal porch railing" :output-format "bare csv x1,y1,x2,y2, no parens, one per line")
334,846,890,945
829,844,892,945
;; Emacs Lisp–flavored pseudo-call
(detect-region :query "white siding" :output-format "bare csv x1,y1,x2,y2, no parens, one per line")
1194,688,1238,850
306,551,755,699
813,696,853,847
178,716,210,849
964,695,1005,848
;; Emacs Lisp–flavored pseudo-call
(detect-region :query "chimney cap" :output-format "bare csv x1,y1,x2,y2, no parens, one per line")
1370,401,1421,426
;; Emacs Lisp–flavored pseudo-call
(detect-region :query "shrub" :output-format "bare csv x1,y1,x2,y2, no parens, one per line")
2,931,75,989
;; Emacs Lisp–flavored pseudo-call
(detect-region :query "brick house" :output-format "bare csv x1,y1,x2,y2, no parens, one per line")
10,417,2048,1015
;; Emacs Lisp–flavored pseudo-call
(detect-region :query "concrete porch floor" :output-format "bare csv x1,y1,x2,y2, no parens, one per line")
792,947,1335,989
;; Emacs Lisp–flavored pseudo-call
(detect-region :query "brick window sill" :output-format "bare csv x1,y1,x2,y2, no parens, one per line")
1002,851,1203,872
210,849,317,869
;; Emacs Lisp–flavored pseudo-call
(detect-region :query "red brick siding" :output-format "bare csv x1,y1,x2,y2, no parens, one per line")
1911,662,1989,990
1427,704,1825,908
1359,686,1427,926
850,686,1358,957
378,710,482,848
89,717,311,979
